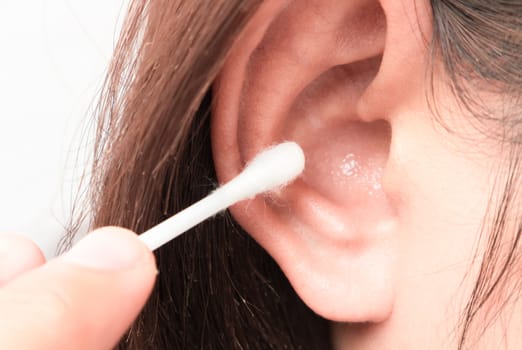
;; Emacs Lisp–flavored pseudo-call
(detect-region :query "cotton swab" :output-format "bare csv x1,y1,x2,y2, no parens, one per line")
138,142,305,251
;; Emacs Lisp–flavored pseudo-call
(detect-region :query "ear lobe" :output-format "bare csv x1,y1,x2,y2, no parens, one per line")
212,0,430,322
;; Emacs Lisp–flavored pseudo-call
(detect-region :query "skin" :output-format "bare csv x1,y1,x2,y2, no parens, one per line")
2,1,517,349
0,228,156,350
212,0,521,348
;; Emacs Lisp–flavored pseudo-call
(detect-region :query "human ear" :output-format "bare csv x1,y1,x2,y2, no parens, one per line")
211,0,431,322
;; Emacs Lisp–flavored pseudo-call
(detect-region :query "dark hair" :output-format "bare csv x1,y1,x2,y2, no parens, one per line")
64,0,521,348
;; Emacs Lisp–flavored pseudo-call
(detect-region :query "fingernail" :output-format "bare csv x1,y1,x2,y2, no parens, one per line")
61,227,153,271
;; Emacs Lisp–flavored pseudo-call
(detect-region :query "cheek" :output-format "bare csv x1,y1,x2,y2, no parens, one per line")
388,110,494,245
382,107,496,333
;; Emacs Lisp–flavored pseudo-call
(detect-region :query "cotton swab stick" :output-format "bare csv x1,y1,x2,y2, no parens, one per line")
138,142,305,251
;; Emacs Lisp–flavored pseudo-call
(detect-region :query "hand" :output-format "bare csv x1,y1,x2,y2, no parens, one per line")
0,227,157,350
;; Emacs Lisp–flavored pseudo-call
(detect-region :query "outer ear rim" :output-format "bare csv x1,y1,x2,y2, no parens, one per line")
211,0,288,186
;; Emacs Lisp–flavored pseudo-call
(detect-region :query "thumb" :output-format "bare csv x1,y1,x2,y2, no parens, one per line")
0,227,157,350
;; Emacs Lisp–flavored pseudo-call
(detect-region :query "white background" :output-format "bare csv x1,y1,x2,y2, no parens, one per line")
0,1,129,257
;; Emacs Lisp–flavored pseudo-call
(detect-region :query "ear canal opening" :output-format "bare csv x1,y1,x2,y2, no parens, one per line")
280,52,392,207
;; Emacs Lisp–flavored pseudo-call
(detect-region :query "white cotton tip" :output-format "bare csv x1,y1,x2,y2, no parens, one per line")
223,141,305,202
139,141,305,251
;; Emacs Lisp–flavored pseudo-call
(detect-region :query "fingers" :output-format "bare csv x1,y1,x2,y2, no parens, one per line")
0,227,157,350
0,233,46,286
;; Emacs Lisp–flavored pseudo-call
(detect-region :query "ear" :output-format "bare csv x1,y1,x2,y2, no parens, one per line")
211,0,431,322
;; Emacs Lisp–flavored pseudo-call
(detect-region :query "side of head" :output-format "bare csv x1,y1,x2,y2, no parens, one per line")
72,0,521,349
212,1,521,348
